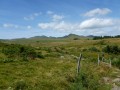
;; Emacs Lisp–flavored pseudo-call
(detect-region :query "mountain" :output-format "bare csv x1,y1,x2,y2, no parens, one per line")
87,35,95,38
61,34,86,39
25,34,86,40
0,34,88,41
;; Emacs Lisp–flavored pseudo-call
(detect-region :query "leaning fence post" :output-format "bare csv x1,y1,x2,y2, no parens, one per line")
109,58,112,68
77,53,82,75
98,54,100,66
102,53,104,62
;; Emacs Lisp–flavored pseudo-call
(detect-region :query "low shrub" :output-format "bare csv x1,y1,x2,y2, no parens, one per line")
88,47,100,52
2,44,44,60
112,57,120,68
97,40,106,45
103,45,120,54
73,38,79,40
13,80,28,90
71,69,100,90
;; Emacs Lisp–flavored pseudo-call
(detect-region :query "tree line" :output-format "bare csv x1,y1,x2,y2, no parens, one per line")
93,35,120,40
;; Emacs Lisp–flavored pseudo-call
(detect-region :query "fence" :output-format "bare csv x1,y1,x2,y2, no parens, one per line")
77,53,112,75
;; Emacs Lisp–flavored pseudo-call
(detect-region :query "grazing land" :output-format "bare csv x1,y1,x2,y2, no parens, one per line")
0,37,120,90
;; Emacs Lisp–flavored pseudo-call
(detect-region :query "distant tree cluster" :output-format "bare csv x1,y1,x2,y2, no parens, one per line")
93,35,120,40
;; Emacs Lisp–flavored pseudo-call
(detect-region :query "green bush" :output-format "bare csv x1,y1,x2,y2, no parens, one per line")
103,45,120,54
97,40,106,45
88,47,100,52
37,52,45,59
73,38,79,40
82,48,88,52
112,57,120,68
71,70,100,90
2,44,44,60
13,80,28,90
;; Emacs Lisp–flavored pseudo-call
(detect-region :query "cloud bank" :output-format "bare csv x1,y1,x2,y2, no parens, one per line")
84,8,111,17
79,18,113,29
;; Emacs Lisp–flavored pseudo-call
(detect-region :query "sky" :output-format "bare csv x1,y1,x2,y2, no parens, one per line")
0,0,120,39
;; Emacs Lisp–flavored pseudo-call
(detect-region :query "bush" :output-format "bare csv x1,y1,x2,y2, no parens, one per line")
71,69,100,90
13,80,28,90
103,45,120,54
2,44,20,58
88,47,100,52
97,40,106,45
82,48,87,52
73,38,79,40
2,44,44,60
112,57,120,68
37,52,45,59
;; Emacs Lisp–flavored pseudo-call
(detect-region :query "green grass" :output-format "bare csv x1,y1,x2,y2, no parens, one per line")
0,58,76,90
0,38,120,89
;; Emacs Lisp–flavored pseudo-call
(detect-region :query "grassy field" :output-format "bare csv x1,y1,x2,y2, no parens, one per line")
0,38,120,90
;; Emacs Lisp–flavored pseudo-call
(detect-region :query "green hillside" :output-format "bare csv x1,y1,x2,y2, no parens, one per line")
0,38,120,90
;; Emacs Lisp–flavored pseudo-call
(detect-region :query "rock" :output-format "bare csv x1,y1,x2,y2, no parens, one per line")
103,77,110,83
112,83,120,90
60,56,64,59
112,78,120,83
117,76,120,78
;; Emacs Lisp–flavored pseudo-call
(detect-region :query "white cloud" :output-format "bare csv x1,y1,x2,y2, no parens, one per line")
3,23,19,28
47,11,54,15
79,19,120,36
46,11,64,21
38,17,120,36
84,8,111,17
27,25,32,29
38,22,55,29
38,21,77,31
79,18,113,29
52,14,64,21
24,12,42,20
24,16,34,20
3,23,33,30
38,18,115,32
34,13,41,16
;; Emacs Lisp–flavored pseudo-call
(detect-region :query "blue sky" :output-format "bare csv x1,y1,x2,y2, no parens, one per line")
0,0,120,39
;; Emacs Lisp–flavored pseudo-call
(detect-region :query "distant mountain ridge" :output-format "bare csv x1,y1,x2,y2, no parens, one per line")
1,34,120,41
29,34,87,39
0,34,94,40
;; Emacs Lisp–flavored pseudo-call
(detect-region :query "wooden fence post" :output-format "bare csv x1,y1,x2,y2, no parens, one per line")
109,58,112,68
102,53,104,62
98,54,100,66
77,53,82,75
